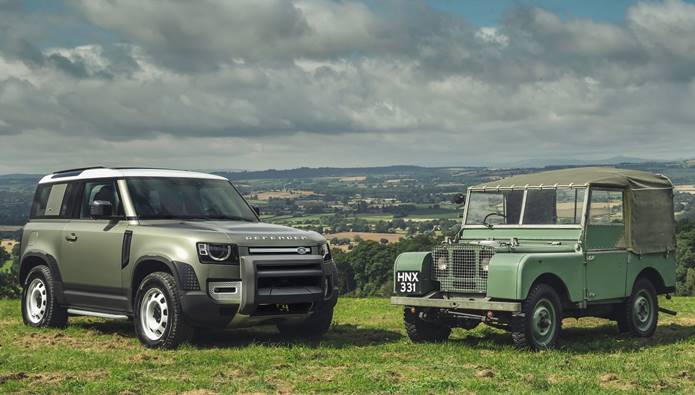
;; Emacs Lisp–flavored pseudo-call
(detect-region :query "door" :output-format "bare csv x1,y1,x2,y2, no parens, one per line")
584,188,628,301
60,179,129,311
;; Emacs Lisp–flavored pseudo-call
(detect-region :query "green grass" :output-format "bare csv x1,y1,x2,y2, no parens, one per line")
1,297,694,394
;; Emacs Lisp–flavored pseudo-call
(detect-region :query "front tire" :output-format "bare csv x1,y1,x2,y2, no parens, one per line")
134,272,193,349
277,306,334,338
21,265,68,328
622,278,658,337
512,283,562,351
403,308,451,343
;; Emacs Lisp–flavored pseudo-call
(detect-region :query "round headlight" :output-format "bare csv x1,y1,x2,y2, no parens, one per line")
480,256,491,271
437,256,448,271
207,244,232,261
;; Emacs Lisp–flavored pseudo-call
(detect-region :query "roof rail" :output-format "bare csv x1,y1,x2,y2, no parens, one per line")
52,166,106,175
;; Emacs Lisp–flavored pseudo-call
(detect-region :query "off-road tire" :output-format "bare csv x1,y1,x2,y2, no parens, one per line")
277,306,334,338
622,278,658,337
512,283,562,351
403,308,451,343
21,265,68,328
134,272,193,349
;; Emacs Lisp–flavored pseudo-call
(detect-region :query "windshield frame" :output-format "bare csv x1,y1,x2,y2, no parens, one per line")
462,185,589,229
122,176,260,222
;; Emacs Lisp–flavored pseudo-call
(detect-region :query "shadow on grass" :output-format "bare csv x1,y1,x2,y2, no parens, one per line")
190,323,402,349
74,320,402,349
449,321,695,353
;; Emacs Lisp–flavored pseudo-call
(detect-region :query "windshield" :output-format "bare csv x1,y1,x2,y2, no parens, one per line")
126,177,258,221
465,187,587,226
465,191,523,225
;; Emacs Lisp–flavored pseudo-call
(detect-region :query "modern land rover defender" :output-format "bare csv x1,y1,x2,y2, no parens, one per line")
392,167,676,350
19,167,338,349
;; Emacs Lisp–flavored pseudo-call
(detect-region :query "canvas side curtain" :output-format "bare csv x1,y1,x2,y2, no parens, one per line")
628,188,676,254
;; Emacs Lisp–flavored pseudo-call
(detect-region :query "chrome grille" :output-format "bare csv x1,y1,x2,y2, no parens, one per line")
432,244,493,293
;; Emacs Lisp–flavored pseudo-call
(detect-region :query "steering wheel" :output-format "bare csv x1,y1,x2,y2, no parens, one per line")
483,212,506,228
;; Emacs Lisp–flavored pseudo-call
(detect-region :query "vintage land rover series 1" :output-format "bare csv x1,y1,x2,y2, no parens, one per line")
391,167,676,350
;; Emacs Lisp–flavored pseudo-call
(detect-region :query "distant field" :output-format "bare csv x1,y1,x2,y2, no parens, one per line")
255,190,315,201
675,185,695,195
0,226,22,232
0,297,693,393
326,232,403,243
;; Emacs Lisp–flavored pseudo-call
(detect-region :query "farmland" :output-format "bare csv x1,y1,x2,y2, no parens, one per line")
0,297,694,394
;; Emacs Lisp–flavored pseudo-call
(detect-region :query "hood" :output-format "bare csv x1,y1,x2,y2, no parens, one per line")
138,220,325,245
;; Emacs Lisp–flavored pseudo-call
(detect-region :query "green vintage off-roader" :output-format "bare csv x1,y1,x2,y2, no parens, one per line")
19,167,338,349
392,167,677,350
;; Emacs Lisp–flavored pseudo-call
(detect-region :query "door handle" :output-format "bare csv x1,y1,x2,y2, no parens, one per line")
65,233,78,242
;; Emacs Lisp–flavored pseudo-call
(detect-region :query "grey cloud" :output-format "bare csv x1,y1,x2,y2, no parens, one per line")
1,0,695,173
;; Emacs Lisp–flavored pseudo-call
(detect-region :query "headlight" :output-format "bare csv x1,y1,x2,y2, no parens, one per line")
480,256,491,272
320,242,332,261
437,256,448,271
197,243,239,264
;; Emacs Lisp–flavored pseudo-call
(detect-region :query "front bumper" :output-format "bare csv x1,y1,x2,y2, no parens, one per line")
391,295,521,312
181,255,339,329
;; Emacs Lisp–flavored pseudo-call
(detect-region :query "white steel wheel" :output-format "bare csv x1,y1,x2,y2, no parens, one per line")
25,278,48,324
139,288,170,341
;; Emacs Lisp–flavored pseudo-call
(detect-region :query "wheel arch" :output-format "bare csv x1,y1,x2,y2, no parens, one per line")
19,253,62,285
19,253,66,304
528,273,572,309
129,256,180,308
632,267,666,294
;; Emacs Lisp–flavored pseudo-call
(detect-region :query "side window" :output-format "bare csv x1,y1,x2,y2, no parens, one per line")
79,180,124,219
589,189,624,225
30,185,52,218
30,183,68,218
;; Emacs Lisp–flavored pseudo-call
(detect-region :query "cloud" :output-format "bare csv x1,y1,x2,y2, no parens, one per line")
1,0,695,173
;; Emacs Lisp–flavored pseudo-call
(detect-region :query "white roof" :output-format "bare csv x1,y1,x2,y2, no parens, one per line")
39,168,228,184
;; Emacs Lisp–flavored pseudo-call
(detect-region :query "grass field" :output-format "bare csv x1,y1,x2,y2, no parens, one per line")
0,297,694,394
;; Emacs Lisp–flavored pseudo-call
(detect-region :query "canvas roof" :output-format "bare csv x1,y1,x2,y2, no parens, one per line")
473,167,672,190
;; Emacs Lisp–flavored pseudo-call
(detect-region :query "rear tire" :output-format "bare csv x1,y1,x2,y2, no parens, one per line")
622,278,658,337
21,265,68,328
277,306,334,339
403,308,451,343
134,272,193,349
512,283,562,351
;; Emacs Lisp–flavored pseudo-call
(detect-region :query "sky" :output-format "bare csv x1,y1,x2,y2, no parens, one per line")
1,0,695,174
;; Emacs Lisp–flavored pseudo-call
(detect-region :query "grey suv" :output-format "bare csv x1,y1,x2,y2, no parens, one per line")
19,167,338,348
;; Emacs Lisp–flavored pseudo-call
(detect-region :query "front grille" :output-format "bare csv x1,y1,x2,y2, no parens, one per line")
432,244,493,293
255,261,324,289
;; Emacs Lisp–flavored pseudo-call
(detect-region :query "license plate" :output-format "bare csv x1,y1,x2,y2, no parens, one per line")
396,271,420,294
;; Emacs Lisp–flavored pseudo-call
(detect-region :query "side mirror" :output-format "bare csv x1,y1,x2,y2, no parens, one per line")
451,193,466,205
90,200,113,218
252,205,261,216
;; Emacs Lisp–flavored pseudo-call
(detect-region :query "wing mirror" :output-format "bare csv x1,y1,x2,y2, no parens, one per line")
90,200,113,218
451,193,466,205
